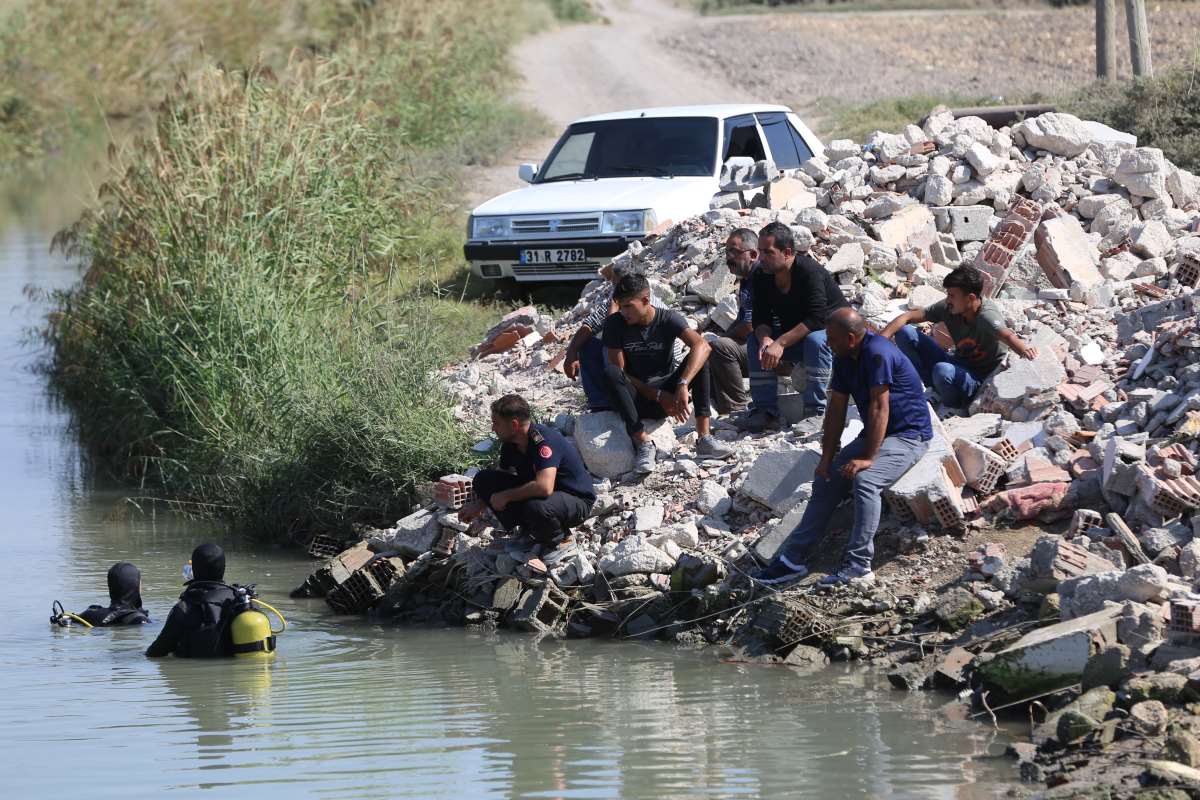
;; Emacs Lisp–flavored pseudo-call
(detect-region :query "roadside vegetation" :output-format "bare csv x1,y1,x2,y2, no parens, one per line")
35,0,577,541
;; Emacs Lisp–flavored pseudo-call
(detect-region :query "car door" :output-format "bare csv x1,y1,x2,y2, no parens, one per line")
722,114,767,163
756,111,811,170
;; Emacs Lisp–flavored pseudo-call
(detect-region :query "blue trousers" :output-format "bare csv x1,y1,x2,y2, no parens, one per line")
578,337,611,411
748,328,833,415
893,325,981,408
777,435,929,572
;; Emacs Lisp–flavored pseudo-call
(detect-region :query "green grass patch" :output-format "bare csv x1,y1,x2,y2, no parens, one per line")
814,93,1003,141
40,0,574,542
696,0,1017,15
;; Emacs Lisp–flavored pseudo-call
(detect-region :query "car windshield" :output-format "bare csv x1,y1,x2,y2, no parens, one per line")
537,117,719,182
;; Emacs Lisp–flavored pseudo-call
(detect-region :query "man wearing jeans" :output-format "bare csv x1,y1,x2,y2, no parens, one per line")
735,221,847,433
602,273,734,474
754,308,933,586
879,265,1038,408
707,228,759,414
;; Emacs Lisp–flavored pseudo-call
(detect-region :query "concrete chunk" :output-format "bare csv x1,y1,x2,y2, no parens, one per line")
978,605,1123,696
740,446,822,515
573,411,634,478
1035,213,1103,297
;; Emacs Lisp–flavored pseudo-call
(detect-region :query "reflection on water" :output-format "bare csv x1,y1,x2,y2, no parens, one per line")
0,227,1016,798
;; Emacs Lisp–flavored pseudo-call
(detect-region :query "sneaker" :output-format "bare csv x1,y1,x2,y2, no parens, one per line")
732,408,781,433
818,565,876,587
751,558,809,585
634,441,657,474
695,434,734,459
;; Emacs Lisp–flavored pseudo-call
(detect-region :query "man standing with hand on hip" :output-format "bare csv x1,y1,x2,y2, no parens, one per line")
754,308,932,587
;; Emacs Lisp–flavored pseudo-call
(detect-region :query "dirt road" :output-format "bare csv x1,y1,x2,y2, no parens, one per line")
466,0,758,207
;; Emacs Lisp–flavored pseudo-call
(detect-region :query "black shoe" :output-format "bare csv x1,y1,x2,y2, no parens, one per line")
751,559,809,585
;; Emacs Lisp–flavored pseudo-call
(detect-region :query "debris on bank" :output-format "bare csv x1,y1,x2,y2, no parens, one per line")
298,110,1200,796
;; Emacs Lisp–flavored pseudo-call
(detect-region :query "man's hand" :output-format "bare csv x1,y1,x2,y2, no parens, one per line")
815,455,834,481
563,353,580,380
491,490,512,512
760,337,785,370
458,500,483,523
668,385,690,422
840,458,874,479
1021,346,1038,361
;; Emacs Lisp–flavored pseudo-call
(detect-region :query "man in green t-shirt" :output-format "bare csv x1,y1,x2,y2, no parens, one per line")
879,265,1038,407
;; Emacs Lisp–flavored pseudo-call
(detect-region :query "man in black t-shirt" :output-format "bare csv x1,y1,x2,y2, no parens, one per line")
601,273,734,474
736,220,848,432
460,394,595,548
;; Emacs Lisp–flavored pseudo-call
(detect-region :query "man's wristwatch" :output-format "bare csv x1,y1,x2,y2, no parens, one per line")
677,377,690,388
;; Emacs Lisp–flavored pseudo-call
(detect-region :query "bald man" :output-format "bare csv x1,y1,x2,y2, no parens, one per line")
754,308,933,587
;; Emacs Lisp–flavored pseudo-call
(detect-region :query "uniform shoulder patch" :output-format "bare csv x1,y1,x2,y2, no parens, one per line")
539,445,553,459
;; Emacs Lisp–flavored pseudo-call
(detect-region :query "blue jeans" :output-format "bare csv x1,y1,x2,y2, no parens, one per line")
894,325,981,408
578,337,611,411
776,435,929,572
748,328,834,415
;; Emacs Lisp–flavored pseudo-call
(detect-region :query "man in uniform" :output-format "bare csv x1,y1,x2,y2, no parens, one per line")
460,394,595,548
146,543,238,658
879,265,1038,408
736,220,848,432
754,308,933,587
601,272,734,474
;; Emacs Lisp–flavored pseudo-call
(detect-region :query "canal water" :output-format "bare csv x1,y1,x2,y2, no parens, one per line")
0,226,1017,798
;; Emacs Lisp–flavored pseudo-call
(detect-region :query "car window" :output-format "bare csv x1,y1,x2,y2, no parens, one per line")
722,115,766,163
540,132,594,181
786,118,815,162
757,112,802,169
537,117,719,181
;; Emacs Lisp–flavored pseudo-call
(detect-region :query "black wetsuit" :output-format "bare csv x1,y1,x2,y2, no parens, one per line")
78,562,150,626
145,581,238,658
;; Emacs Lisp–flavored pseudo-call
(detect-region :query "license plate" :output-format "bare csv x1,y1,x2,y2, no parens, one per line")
519,248,587,265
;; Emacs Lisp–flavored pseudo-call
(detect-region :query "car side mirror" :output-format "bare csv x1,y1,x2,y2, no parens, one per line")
518,163,538,183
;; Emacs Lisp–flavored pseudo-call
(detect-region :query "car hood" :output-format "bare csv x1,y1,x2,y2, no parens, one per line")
471,176,716,216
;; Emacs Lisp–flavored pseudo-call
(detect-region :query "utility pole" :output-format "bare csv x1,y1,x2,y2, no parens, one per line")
1124,0,1153,77
1096,0,1116,80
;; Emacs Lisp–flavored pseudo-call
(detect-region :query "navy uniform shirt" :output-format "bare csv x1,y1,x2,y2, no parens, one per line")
499,423,596,502
831,332,933,441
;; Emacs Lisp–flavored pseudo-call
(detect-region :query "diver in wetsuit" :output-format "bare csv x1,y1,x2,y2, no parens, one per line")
77,562,150,626
145,543,238,658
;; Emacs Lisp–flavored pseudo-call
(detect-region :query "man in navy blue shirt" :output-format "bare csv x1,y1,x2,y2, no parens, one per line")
755,308,932,586
460,394,595,547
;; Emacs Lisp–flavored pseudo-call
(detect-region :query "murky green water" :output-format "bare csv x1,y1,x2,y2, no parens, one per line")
0,227,1017,798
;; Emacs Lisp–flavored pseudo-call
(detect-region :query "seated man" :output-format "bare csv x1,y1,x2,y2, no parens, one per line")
77,562,150,626
147,543,238,658
880,265,1037,408
707,228,758,415
755,308,933,587
561,262,678,412
737,220,848,432
602,272,734,474
460,394,595,548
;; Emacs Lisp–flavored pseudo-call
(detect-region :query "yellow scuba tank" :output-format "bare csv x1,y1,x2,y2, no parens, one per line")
230,585,286,659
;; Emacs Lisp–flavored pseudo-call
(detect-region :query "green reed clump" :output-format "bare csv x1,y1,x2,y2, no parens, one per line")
46,60,475,540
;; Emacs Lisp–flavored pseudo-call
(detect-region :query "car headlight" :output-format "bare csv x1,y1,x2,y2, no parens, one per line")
602,210,656,235
471,216,509,239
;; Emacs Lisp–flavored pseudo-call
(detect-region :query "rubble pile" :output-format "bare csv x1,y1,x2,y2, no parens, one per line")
303,111,1200,795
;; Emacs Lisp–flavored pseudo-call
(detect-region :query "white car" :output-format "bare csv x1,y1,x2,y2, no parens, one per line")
465,104,825,282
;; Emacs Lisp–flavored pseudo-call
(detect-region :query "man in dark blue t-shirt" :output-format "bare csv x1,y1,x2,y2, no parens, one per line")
460,394,595,547
755,308,932,587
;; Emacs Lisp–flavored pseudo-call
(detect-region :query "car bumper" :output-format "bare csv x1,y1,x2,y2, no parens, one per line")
464,237,638,282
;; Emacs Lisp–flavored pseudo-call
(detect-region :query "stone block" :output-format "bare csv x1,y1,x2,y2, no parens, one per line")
978,605,1123,696
632,504,665,532
574,411,635,478
965,141,1003,176
825,243,865,275
1130,219,1174,259
907,284,946,310
598,535,676,576
1114,147,1169,198
873,204,937,255
924,175,953,206
1117,563,1169,603
934,204,992,242
1015,113,1093,157
690,262,737,305
1035,213,1103,297
740,446,822,515
696,480,730,517
768,176,817,211
753,502,806,562
389,508,441,559
707,294,739,331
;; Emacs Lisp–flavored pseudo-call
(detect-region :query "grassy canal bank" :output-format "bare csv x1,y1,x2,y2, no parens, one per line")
27,0,580,541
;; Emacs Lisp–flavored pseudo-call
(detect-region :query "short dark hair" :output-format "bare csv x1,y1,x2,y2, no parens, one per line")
613,272,650,301
758,221,794,253
942,265,984,298
491,394,531,421
729,228,759,250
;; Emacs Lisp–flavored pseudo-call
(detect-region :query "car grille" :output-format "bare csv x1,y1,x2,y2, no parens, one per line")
512,262,603,279
510,216,601,235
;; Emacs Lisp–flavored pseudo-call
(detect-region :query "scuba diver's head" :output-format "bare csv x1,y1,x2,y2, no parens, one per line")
107,562,143,609
190,543,226,582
